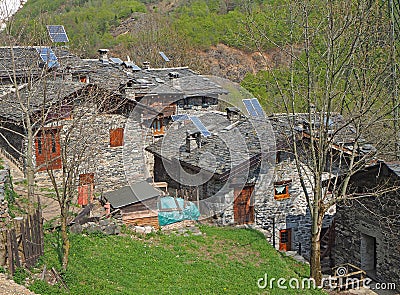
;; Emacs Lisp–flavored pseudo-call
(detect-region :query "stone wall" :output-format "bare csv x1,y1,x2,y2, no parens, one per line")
35,109,153,197
0,165,10,266
253,159,335,259
335,193,400,290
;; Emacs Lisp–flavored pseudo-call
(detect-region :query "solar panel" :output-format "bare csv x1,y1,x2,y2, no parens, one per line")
159,51,170,62
46,25,69,42
171,114,189,121
110,57,123,65
251,98,265,118
36,47,59,68
243,99,258,117
190,116,211,137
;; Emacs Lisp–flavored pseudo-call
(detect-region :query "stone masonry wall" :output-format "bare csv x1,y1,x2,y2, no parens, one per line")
254,158,335,259
335,194,400,290
35,110,153,198
0,165,10,266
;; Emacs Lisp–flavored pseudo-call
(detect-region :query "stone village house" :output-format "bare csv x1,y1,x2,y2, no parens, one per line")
335,161,400,290
0,46,226,205
0,46,382,267
145,108,371,261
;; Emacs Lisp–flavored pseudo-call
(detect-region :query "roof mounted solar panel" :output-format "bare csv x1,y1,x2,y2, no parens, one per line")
243,99,258,117
46,25,69,42
251,98,265,118
159,51,170,62
110,57,123,65
171,114,189,121
190,116,211,137
36,47,59,68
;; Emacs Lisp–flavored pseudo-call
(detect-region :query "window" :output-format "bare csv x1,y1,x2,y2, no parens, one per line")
274,180,291,200
35,128,62,171
279,229,292,251
110,128,124,147
37,138,42,154
51,133,56,153
152,118,165,136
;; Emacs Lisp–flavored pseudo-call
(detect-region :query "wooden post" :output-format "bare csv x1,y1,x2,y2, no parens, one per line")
196,187,200,210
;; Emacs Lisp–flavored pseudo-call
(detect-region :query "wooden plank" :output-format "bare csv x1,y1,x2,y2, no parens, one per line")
24,217,32,267
39,210,44,256
11,229,20,268
6,230,14,275
20,221,28,266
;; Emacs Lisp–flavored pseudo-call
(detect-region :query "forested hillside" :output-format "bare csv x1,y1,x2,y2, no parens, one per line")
7,0,293,83
6,0,399,119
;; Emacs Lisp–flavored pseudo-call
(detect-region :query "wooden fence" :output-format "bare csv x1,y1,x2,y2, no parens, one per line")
6,209,44,275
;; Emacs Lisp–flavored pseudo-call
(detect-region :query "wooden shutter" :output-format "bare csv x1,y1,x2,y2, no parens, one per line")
35,128,62,171
110,128,124,147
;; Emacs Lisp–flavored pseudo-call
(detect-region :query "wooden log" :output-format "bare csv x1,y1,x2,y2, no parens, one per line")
24,217,32,267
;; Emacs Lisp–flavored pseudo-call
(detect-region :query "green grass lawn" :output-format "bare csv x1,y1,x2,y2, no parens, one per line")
29,226,325,295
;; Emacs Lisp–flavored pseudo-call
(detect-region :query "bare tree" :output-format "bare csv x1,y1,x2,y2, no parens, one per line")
243,0,396,284
38,84,125,271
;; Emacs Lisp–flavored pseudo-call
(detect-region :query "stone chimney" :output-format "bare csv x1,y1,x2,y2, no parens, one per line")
98,49,109,62
185,131,202,153
142,61,150,70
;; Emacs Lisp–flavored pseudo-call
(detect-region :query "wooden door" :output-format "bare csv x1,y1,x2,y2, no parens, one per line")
279,229,292,251
233,185,255,225
78,173,95,206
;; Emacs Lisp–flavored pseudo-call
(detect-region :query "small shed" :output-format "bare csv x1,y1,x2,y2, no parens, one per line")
103,181,162,228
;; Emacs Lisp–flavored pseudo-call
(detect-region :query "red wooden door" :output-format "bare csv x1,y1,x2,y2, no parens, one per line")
78,173,95,206
233,185,255,225
279,229,292,251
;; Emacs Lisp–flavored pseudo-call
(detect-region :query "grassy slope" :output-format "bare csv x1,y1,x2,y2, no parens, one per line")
30,226,325,295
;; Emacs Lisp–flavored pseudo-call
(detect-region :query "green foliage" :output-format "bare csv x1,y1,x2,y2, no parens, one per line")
10,0,147,56
13,267,29,285
29,226,324,295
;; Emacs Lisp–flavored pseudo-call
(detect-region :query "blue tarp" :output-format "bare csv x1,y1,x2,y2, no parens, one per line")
158,196,200,226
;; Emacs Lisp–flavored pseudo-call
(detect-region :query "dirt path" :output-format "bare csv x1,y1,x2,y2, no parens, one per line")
0,273,37,295
0,152,61,222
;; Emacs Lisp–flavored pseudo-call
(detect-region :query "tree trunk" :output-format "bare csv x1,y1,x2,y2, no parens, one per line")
26,125,35,214
60,207,70,272
310,214,323,285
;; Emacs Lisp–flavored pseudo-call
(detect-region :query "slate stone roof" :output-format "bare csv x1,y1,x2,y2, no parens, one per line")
384,162,400,178
268,113,368,153
0,78,84,122
103,181,161,209
145,112,264,178
0,47,43,79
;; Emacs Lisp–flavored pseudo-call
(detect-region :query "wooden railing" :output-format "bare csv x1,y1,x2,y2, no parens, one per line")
0,147,24,174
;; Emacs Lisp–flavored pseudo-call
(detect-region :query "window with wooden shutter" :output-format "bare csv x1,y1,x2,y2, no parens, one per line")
274,180,291,200
35,127,62,171
110,128,124,147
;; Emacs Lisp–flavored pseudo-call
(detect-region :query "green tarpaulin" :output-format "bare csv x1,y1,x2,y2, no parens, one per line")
158,196,200,226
